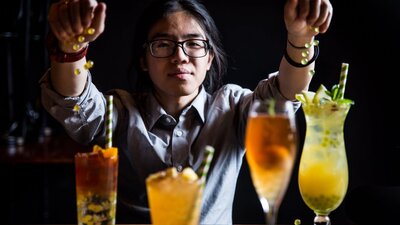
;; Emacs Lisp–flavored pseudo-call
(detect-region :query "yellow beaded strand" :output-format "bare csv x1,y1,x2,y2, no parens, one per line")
70,28,96,112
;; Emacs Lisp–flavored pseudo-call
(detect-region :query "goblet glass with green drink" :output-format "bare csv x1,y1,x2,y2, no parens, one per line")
296,63,354,225
245,98,298,225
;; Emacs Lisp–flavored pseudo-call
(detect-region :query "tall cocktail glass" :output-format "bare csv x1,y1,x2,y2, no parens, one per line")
75,149,118,225
245,99,298,225
298,103,351,225
146,167,202,225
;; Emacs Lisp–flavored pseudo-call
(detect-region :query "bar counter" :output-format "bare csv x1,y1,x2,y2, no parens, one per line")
0,132,90,164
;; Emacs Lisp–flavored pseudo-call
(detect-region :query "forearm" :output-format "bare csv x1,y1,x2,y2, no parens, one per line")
50,57,89,97
41,70,106,144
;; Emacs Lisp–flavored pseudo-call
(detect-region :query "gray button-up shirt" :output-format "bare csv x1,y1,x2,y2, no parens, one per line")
40,71,299,225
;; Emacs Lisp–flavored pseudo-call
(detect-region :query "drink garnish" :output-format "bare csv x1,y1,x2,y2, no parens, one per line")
267,99,276,116
295,63,354,106
92,144,118,158
147,167,199,183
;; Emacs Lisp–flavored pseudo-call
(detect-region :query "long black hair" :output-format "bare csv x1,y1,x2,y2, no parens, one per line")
129,0,227,93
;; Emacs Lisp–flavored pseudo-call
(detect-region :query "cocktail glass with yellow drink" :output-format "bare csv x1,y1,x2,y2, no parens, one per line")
296,63,354,225
245,99,298,225
146,146,214,225
146,167,202,225
75,145,118,225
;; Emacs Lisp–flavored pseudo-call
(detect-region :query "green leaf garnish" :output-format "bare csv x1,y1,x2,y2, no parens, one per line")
267,99,276,116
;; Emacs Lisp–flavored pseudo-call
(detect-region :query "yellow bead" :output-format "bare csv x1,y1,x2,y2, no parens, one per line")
313,40,319,46
73,104,80,112
301,58,309,65
86,28,95,35
308,69,315,76
73,44,80,51
313,27,320,33
301,51,309,57
305,43,311,48
84,60,94,70
77,35,85,43
74,68,81,75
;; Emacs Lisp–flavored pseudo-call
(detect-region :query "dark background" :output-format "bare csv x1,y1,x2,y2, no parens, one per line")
1,0,399,224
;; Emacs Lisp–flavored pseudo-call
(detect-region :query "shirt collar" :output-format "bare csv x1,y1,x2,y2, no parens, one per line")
145,86,208,130
190,85,207,123
146,94,167,130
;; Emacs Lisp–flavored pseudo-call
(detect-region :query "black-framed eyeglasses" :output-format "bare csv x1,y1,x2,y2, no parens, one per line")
145,39,211,58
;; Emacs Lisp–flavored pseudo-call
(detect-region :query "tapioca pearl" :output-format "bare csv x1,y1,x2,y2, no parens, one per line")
88,203,104,213
304,194,341,209
321,137,330,147
84,60,94,70
81,214,93,223
73,43,80,51
86,27,95,35
74,68,81,75
73,104,80,112
77,35,85,43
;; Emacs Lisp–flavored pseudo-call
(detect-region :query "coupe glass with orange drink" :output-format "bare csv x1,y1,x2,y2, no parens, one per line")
245,99,298,225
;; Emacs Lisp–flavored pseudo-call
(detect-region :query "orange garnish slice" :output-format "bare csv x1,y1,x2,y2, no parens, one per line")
92,145,118,158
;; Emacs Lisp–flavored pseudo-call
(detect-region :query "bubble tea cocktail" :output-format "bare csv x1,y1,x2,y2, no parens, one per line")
296,63,354,225
75,146,118,225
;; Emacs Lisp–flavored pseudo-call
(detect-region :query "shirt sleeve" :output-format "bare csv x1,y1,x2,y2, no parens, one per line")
39,69,106,144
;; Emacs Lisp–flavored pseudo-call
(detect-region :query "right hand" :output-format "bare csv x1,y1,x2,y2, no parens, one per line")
48,0,106,52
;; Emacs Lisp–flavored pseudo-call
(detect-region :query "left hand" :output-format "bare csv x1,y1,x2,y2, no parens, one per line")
284,0,333,39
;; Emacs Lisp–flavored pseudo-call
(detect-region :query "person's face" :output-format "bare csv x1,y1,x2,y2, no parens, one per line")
141,11,214,100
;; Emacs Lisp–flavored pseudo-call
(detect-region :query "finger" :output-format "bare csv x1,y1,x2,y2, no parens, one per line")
312,1,332,33
306,0,321,26
80,0,98,28
48,4,65,40
58,2,75,38
318,10,332,33
49,19,66,41
298,0,310,20
89,2,107,37
284,0,299,22
69,0,84,34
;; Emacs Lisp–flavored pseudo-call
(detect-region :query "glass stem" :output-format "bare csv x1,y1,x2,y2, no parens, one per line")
265,206,277,225
314,214,331,225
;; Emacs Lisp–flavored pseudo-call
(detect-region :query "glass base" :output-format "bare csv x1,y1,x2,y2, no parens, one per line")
314,214,330,225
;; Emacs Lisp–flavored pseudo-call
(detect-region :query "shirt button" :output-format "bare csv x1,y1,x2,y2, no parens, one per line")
176,165,183,172
175,130,183,137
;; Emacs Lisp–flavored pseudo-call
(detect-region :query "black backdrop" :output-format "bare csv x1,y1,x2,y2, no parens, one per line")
1,0,400,224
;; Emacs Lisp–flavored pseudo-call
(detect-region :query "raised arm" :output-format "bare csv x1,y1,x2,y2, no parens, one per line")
278,0,332,100
47,0,106,97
